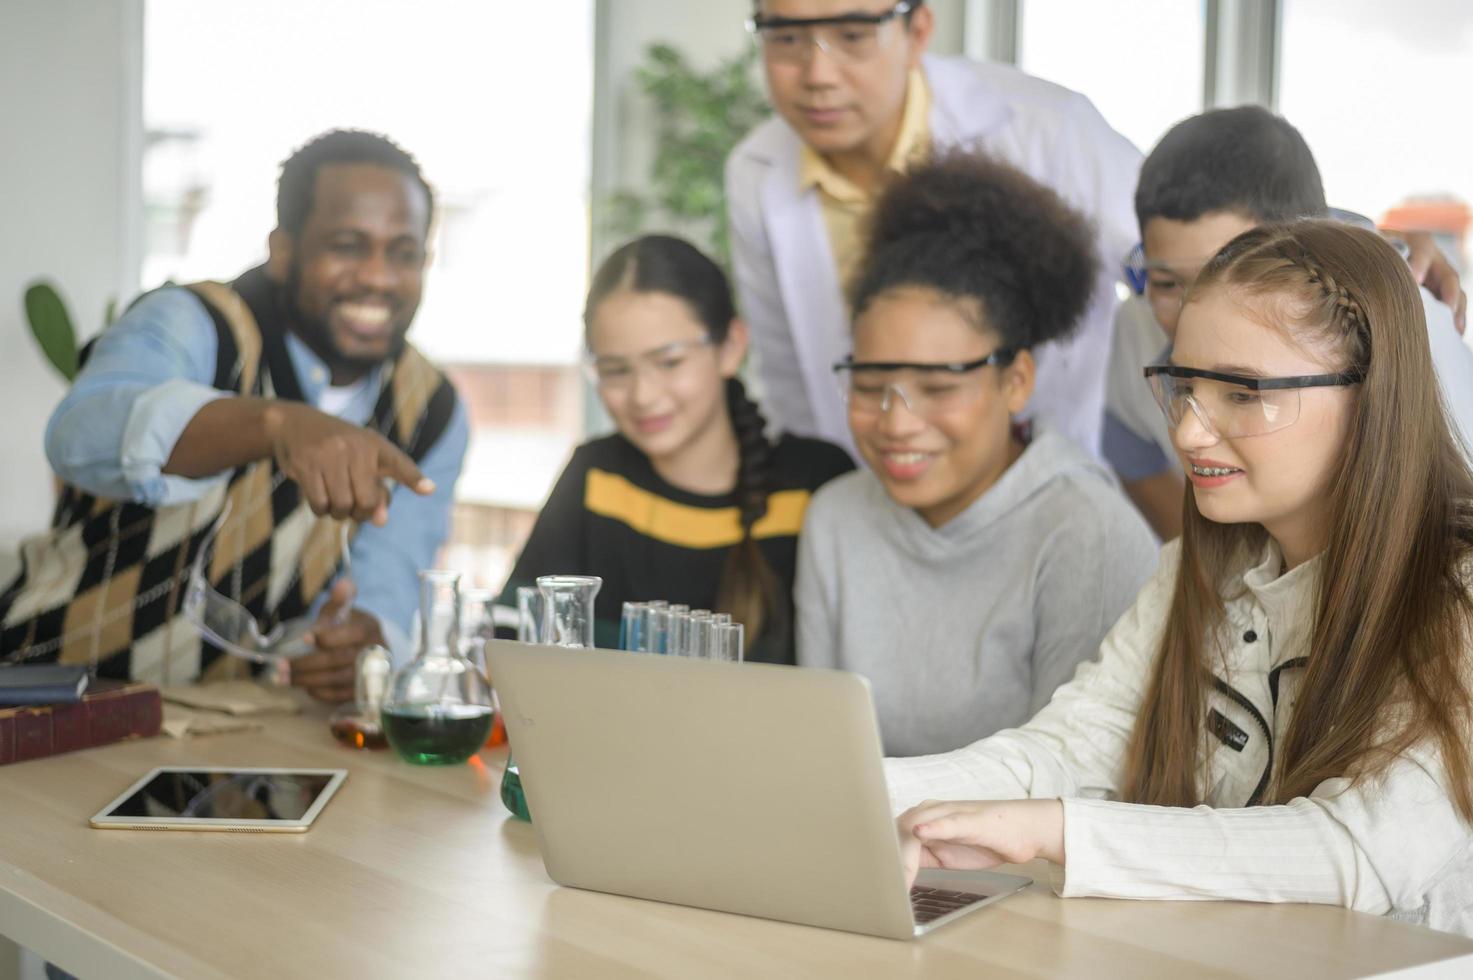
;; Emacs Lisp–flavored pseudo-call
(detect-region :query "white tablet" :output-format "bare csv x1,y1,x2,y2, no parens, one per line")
90,766,347,833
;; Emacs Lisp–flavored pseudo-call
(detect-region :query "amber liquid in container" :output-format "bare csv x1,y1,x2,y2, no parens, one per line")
327,645,394,751
330,714,389,750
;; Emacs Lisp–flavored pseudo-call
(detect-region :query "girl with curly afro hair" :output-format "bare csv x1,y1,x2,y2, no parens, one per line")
794,151,1158,756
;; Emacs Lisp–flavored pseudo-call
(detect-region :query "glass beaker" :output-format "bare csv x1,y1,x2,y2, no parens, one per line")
538,575,601,647
382,570,496,765
500,575,602,821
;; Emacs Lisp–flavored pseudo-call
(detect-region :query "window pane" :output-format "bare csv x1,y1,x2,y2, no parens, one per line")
144,0,595,589
1018,0,1205,154
1279,0,1473,270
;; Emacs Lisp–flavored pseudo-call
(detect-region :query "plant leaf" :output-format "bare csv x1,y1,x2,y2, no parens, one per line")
622,41,769,266
23,281,79,381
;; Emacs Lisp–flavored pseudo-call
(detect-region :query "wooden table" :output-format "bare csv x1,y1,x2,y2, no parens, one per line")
2,709,1471,980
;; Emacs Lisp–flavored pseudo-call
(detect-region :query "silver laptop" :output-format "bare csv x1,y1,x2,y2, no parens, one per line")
486,641,1032,940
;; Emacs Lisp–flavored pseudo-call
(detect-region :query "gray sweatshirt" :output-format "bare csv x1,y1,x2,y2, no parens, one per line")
795,427,1160,757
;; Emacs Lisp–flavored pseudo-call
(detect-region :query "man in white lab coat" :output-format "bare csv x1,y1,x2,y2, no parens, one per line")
726,0,1142,457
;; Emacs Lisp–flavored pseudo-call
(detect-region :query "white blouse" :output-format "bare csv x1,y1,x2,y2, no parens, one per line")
885,539,1473,936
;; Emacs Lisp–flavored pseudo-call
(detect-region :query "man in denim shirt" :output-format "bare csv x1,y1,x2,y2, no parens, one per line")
1,130,468,702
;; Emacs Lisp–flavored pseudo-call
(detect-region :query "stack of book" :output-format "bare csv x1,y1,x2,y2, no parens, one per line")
0,665,162,765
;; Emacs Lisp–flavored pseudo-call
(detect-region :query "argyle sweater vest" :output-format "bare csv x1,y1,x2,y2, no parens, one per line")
0,266,455,684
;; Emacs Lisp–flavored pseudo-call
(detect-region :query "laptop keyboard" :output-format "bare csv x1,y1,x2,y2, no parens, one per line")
909,885,988,924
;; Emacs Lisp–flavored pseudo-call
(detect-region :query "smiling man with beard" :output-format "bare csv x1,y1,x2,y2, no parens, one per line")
0,130,468,702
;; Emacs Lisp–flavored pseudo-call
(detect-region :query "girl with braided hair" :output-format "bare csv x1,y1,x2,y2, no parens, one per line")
503,235,852,662
887,220,1473,937
795,151,1159,757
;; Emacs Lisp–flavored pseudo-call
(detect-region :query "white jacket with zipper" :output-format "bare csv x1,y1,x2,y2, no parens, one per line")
885,538,1473,936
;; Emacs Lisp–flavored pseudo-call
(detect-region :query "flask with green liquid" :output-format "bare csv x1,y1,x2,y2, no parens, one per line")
383,570,496,765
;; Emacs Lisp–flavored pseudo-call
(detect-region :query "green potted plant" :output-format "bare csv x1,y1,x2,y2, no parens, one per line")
22,281,115,382
606,42,770,268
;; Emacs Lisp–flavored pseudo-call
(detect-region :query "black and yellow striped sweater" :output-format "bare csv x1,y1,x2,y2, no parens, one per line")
504,433,853,663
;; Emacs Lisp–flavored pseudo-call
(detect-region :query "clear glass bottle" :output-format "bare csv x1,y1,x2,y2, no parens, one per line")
382,570,496,765
500,574,602,820
328,644,393,750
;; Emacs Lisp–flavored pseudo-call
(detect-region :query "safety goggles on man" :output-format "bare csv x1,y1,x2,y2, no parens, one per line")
1143,364,1362,439
833,349,1016,418
1123,244,1219,321
747,1,915,65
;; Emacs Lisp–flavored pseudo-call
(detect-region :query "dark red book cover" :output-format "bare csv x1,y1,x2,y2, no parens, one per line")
0,681,162,766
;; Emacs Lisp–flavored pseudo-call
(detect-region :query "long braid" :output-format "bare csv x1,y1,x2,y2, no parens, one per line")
729,376,772,535
715,376,787,650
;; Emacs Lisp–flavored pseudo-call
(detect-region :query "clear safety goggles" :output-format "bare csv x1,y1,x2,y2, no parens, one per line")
747,1,914,65
182,501,350,663
832,350,1016,419
1123,244,1220,320
1144,364,1361,439
581,337,715,392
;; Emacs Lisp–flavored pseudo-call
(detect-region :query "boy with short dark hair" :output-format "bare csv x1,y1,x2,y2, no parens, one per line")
1104,106,1473,539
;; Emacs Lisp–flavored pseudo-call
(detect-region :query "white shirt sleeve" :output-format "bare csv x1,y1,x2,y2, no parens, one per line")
725,152,817,438
1057,735,1473,923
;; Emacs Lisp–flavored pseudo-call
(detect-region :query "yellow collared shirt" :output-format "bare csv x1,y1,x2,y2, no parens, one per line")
797,68,932,296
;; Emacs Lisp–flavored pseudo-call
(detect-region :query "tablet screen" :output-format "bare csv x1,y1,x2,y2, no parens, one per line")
101,769,339,821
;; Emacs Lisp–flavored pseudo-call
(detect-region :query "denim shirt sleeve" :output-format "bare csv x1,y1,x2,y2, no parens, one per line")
51,287,468,656
336,393,470,656
45,287,231,506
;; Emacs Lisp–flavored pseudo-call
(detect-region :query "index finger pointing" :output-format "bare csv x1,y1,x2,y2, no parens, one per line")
376,441,435,496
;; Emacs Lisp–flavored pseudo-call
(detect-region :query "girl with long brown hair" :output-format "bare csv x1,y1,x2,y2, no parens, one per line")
503,235,852,662
886,220,1473,936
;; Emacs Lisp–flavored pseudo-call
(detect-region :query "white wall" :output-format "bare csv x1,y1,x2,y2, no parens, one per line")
0,0,142,572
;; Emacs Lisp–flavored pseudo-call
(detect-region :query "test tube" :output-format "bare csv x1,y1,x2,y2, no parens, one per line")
687,609,713,660
620,601,649,651
665,605,690,657
643,603,670,654
711,621,745,662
